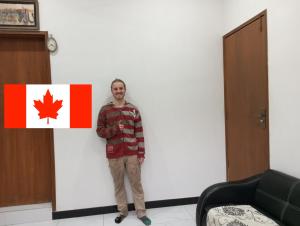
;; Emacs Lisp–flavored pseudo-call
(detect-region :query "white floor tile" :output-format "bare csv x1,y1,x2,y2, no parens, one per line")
183,204,196,219
3,206,52,226
0,213,7,226
147,205,193,224
0,203,51,213
8,220,58,226
164,219,195,226
56,215,103,226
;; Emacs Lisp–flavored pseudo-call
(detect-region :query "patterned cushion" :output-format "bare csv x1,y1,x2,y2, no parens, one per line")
207,205,279,226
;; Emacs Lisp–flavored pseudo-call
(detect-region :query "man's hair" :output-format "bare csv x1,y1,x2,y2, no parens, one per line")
111,78,126,90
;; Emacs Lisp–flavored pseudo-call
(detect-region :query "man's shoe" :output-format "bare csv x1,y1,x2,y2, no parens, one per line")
115,214,126,224
138,216,151,225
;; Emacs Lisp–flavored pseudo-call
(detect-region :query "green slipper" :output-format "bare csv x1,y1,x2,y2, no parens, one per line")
138,216,151,225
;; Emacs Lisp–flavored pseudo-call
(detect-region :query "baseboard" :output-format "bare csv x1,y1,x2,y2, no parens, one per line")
52,196,198,220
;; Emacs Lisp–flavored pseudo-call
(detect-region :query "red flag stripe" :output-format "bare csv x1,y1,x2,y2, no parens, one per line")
4,84,26,128
70,84,92,128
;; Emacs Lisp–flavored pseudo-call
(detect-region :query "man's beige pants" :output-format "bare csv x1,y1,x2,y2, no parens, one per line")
108,155,146,218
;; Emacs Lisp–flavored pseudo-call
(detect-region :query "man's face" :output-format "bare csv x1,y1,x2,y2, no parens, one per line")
111,82,126,101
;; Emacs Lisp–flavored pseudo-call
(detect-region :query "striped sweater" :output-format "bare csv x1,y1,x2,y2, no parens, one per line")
96,102,145,159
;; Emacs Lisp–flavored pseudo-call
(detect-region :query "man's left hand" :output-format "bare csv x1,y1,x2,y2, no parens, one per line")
138,158,144,165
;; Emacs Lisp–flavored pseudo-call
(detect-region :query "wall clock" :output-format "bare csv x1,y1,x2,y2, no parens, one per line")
47,34,58,53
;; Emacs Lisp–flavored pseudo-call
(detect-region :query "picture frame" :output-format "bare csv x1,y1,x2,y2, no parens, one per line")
0,0,39,30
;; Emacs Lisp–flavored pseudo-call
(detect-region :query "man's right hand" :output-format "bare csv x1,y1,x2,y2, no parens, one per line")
118,123,124,131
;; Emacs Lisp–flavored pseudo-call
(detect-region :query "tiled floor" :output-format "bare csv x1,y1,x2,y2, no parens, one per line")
0,203,52,226
6,204,196,226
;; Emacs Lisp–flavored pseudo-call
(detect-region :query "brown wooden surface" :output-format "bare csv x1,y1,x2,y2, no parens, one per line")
223,11,269,181
0,31,56,208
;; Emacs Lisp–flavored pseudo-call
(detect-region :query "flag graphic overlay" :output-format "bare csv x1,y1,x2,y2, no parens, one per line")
4,84,92,128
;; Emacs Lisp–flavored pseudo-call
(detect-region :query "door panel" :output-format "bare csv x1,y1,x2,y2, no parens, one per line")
0,32,55,207
224,11,269,181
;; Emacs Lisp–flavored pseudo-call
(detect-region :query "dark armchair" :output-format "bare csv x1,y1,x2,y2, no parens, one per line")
196,170,300,226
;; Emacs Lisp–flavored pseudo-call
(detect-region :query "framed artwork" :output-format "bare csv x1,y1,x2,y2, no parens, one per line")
0,0,39,30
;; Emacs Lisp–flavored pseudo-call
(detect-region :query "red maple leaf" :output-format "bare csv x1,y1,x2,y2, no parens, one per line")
33,89,63,124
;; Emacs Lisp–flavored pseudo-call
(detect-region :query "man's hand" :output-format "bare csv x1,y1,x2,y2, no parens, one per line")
138,158,144,165
118,122,124,131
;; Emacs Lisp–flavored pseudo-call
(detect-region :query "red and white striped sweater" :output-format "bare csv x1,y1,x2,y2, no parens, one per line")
96,102,145,159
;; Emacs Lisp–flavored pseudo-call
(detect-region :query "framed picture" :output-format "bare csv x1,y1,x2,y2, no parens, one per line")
0,0,39,30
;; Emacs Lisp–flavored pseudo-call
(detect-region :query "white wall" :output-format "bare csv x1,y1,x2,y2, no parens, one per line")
39,0,226,211
224,0,300,178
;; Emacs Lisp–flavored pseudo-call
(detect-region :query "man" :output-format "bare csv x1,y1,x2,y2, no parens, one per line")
97,79,151,225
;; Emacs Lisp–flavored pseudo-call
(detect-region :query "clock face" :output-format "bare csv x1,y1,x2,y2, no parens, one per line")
47,37,57,52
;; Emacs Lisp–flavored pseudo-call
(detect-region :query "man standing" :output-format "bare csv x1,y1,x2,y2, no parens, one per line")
97,79,151,225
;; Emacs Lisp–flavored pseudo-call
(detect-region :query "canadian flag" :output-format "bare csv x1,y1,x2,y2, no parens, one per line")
4,84,92,128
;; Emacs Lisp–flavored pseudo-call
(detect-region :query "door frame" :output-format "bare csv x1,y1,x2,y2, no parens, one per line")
223,10,270,181
0,31,56,210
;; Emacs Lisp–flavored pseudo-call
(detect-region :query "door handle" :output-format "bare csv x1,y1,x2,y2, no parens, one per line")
258,109,267,128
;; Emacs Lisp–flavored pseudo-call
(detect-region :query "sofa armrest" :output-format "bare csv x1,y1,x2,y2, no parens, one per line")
196,173,263,226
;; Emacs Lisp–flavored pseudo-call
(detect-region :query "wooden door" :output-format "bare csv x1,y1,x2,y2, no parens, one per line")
223,11,269,181
0,31,56,208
